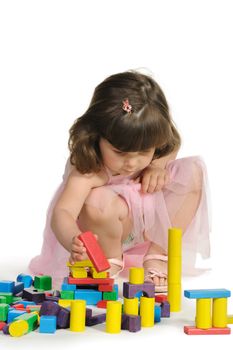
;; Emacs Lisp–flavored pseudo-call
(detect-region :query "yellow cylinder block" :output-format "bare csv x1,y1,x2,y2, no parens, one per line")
212,298,227,328
129,267,144,284
168,257,181,284
9,320,29,337
123,297,139,315
106,301,122,333
168,228,182,257
140,296,154,327
70,300,86,332
168,283,181,312
196,298,212,329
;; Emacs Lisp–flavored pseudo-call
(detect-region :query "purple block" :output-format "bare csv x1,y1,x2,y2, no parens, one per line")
45,295,60,302
86,310,106,326
2,324,10,335
22,288,45,303
161,301,170,317
39,301,61,316
123,282,155,298
121,314,141,332
57,307,70,329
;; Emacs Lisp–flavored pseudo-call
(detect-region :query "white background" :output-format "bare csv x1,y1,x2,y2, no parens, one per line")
0,0,233,347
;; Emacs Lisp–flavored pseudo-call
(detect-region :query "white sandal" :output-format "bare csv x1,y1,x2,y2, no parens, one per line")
143,254,168,293
107,258,124,278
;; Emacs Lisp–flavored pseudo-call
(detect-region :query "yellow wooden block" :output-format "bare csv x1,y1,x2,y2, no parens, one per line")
9,320,29,337
227,314,233,324
129,267,144,284
69,267,88,278
140,296,154,327
66,260,93,267
90,267,108,278
58,299,73,308
168,256,181,284
124,297,139,315
168,227,182,257
106,301,122,333
168,283,181,312
212,298,227,328
70,300,86,332
196,298,212,329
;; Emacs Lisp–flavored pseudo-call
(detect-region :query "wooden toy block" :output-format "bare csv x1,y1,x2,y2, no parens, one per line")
129,267,144,284
22,288,45,303
7,309,27,323
154,305,161,322
9,319,29,337
212,297,227,328
184,289,231,299
227,314,233,324
86,309,106,326
69,267,88,278
98,284,114,292
57,307,70,329
0,292,13,304
34,276,52,291
103,290,118,301
155,294,167,303
0,280,15,293
66,259,93,267
123,297,139,315
97,300,109,308
140,296,155,327
0,296,7,303
89,267,108,279
26,305,41,313
70,300,86,332
196,298,211,329
60,290,74,300
61,281,76,291
123,281,155,299
39,300,61,317
184,325,231,335
161,301,170,318
68,276,114,286
13,282,24,295
58,299,73,308
15,312,38,332
0,303,9,321
39,315,57,333
0,321,6,331
2,323,10,334
121,314,141,332
79,231,110,272
16,274,33,288
74,289,102,305
106,301,122,333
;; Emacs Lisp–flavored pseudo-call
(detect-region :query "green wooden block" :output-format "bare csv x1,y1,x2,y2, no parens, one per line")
0,292,13,304
12,297,22,303
0,296,7,303
103,291,118,301
61,290,74,300
34,276,52,291
15,312,38,332
0,303,9,321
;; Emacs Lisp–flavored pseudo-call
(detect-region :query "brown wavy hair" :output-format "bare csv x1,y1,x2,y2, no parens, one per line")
68,70,181,174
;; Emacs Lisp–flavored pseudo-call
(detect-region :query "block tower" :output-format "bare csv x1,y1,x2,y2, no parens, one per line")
184,288,231,334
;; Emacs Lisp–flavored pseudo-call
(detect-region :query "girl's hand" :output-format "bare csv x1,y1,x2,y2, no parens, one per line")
69,234,86,265
135,165,170,194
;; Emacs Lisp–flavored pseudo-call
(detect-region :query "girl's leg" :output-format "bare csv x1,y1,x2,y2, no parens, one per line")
78,195,133,276
144,189,202,288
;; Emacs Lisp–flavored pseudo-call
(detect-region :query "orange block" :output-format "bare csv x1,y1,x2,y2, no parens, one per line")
184,326,231,335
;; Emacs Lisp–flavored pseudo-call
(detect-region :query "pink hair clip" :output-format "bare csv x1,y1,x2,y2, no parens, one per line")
122,98,132,113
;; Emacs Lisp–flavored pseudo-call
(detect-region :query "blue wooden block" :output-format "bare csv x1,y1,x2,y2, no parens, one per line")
7,310,27,323
184,289,231,299
0,280,15,293
16,274,33,288
61,282,76,291
13,282,24,295
154,305,161,322
39,315,57,333
74,289,102,305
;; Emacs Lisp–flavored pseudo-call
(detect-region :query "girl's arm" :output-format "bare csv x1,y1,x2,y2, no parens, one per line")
51,169,106,253
150,148,179,169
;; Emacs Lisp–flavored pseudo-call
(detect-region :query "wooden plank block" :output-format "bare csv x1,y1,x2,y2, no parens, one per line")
184,325,231,335
184,289,231,299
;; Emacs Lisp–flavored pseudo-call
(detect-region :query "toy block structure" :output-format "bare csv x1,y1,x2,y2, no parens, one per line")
167,227,182,312
184,288,231,335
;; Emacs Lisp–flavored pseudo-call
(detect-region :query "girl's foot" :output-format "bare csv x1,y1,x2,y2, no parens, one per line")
107,258,124,278
143,254,168,292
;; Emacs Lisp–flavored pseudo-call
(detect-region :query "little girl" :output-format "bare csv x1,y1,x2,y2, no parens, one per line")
29,70,211,291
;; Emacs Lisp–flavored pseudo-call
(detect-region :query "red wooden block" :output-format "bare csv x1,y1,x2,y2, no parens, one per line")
184,326,231,335
98,284,114,292
0,322,6,331
79,231,110,272
155,294,168,303
12,304,25,310
97,300,109,309
68,276,114,285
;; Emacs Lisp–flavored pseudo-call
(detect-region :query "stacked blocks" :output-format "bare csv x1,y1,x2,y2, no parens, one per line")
167,227,182,312
184,288,231,335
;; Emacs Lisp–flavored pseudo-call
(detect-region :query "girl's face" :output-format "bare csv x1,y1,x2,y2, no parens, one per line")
99,138,155,175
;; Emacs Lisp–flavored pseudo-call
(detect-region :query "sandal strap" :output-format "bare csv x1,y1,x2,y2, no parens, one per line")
143,254,168,263
145,268,167,279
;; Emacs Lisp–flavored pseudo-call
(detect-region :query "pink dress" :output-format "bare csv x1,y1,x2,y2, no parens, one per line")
28,156,211,287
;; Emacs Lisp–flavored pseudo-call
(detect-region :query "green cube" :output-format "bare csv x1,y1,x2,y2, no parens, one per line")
34,276,52,291
0,303,9,321
60,290,74,300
